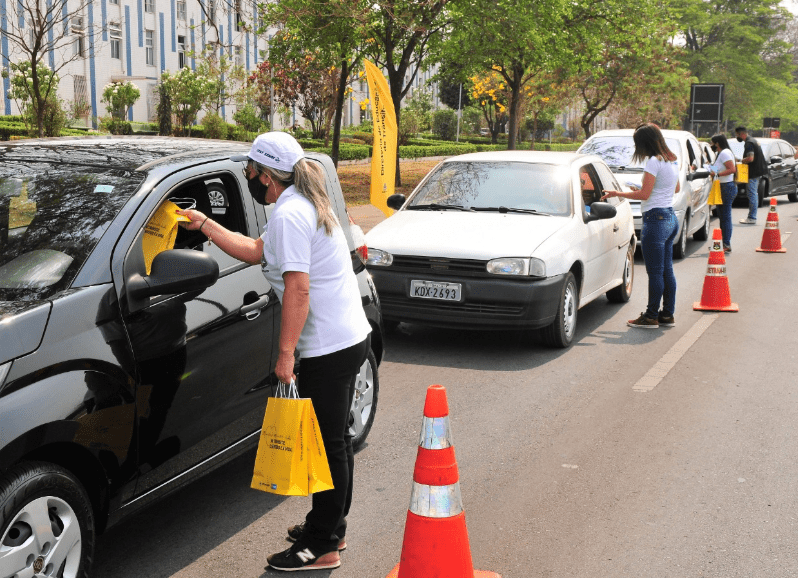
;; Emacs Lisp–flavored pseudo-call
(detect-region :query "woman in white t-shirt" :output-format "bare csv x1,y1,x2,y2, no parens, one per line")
178,132,370,571
709,134,737,252
601,123,680,328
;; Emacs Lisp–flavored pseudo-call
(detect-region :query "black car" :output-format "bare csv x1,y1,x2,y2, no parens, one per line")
730,137,798,206
0,137,384,577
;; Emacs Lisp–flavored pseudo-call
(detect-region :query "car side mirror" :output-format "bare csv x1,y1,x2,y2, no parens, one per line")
387,194,406,211
770,156,782,164
687,170,710,181
585,201,616,222
127,249,219,302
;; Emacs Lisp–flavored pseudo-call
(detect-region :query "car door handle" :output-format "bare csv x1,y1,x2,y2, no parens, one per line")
240,294,270,320
613,223,619,232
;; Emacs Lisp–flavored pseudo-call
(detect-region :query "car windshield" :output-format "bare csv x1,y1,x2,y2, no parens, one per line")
407,161,572,216
580,136,681,170
0,163,144,303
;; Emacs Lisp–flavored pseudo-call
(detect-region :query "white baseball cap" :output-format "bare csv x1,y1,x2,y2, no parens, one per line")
230,131,304,172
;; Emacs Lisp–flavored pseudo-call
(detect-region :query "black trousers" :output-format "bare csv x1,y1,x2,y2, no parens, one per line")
296,335,370,551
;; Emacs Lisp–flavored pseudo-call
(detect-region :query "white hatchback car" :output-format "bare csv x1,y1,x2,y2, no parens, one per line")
578,129,712,258
365,151,636,347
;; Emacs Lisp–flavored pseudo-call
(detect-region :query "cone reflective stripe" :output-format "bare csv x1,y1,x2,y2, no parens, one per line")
387,385,500,578
756,198,786,253
694,228,738,312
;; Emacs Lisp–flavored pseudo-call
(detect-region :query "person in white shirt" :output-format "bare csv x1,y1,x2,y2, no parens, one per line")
178,132,370,572
601,123,680,328
709,134,737,253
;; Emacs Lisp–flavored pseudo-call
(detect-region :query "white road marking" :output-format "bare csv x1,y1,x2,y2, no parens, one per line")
633,314,719,392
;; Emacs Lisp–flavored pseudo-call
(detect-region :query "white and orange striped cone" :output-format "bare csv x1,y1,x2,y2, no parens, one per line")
387,385,500,578
694,228,738,312
756,197,786,253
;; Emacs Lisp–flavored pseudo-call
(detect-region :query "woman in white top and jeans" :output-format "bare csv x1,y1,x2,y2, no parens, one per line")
602,123,680,328
709,133,737,252
178,132,371,571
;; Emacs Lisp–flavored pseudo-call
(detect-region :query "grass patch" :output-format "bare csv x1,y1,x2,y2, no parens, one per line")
337,160,441,206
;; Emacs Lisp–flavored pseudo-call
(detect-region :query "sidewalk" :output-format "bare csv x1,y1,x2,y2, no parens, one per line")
348,203,387,233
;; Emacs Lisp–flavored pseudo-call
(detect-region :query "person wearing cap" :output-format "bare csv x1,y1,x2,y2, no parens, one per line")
178,131,371,571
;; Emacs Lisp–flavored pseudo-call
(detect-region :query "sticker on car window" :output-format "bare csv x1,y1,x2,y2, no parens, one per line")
94,185,114,193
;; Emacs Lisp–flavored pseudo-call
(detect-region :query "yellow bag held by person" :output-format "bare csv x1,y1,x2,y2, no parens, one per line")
708,179,722,205
735,163,748,183
251,380,333,496
142,199,190,274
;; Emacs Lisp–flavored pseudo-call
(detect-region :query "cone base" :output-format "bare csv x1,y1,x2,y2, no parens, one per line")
693,301,739,312
387,564,501,578
755,247,786,253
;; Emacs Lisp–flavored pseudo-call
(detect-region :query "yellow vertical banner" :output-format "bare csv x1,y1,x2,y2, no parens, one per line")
364,60,397,217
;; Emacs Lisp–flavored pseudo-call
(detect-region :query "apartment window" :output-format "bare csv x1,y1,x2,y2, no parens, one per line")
234,0,241,31
109,0,119,5
145,0,154,13
234,45,242,67
176,0,186,20
110,23,122,59
145,30,155,65
72,16,85,57
208,0,215,24
178,35,186,68
73,75,88,114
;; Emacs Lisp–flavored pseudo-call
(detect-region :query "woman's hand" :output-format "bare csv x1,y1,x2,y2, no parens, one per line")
601,190,620,200
176,208,207,230
275,351,296,385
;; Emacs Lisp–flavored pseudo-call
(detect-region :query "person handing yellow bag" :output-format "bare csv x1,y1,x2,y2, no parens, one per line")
251,380,333,496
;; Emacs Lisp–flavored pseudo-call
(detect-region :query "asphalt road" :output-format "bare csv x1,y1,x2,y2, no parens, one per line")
94,199,798,578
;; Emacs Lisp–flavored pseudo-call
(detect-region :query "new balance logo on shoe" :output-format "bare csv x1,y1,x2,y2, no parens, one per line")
295,548,316,564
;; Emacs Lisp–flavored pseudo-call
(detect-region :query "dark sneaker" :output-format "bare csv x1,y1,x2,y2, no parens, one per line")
657,313,675,327
627,313,659,328
267,542,341,572
739,217,757,224
723,244,731,253
287,522,346,551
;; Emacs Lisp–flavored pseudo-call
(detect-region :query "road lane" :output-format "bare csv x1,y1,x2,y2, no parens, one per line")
94,200,798,578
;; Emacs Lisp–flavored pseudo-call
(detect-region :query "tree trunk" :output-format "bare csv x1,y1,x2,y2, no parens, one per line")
330,59,349,168
506,65,523,151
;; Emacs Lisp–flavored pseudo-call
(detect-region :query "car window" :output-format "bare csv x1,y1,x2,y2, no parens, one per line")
779,141,794,159
408,161,572,216
0,165,144,303
686,139,699,167
594,163,622,205
579,136,682,170
166,173,248,272
579,164,602,207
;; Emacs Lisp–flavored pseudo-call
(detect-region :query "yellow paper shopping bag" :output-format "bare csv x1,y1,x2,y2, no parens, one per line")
708,179,722,205
251,394,310,496
142,200,190,274
735,163,748,183
305,401,334,494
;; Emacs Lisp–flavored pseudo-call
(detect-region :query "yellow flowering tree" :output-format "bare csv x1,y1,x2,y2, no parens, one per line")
470,72,510,144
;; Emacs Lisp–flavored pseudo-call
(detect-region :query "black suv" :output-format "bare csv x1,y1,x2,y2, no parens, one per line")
0,137,383,577
731,137,798,206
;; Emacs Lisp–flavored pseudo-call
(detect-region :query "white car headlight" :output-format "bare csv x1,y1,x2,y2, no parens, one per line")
366,248,393,266
486,257,546,277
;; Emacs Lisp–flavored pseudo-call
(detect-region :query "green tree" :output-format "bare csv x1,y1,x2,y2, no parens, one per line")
159,68,216,136
101,81,141,120
671,0,795,127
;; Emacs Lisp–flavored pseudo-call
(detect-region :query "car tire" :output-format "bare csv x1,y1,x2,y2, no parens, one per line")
206,183,228,210
693,210,710,241
349,349,379,451
673,217,688,259
606,242,634,303
757,181,766,208
788,188,798,202
541,272,578,348
0,462,95,578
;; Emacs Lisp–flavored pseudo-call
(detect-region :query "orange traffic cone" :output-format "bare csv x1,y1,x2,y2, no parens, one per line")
756,198,786,253
694,228,738,312
386,385,500,578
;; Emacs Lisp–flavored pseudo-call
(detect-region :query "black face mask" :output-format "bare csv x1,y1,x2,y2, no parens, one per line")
248,175,270,205
736,136,745,142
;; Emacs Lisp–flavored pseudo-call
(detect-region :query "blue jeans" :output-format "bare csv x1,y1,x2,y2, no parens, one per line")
746,176,760,220
640,207,678,319
718,181,737,247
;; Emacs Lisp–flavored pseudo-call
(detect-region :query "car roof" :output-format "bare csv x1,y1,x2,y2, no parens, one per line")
0,136,255,173
588,129,695,141
441,150,600,166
